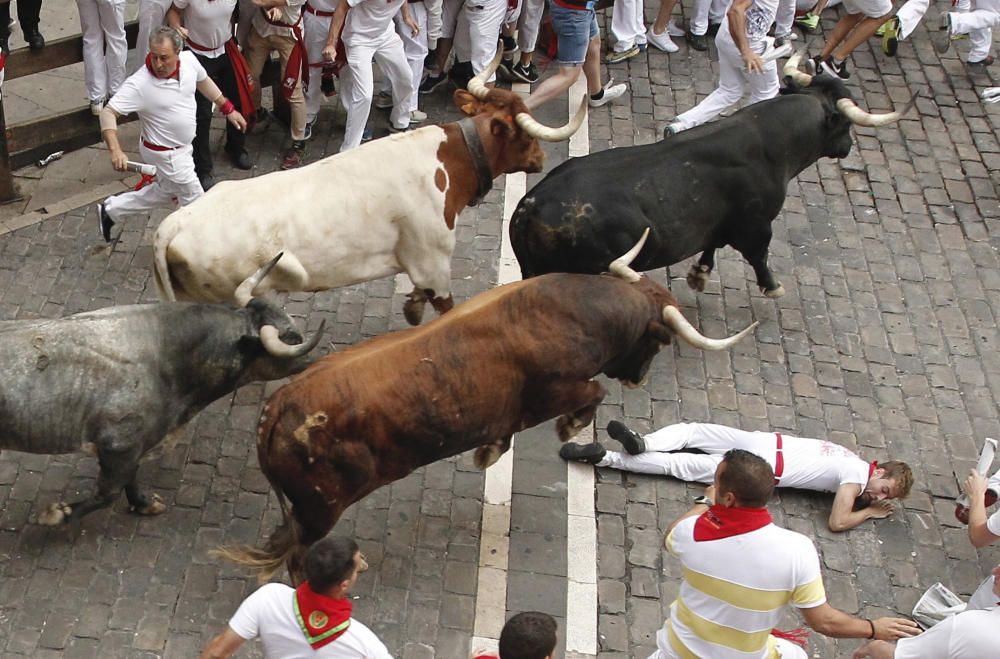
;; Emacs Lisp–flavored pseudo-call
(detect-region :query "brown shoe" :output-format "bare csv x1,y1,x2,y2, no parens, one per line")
281,141,305,170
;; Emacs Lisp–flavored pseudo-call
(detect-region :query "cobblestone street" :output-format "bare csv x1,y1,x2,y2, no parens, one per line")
1,2,1000,657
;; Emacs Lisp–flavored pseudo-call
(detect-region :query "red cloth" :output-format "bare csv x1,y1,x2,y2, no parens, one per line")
293,582,353,650
225,39,261,129
868,461,878,479
774,433,784,485
771,627,810,648
145,53,180,79
260,8,309,99
693,505,773,542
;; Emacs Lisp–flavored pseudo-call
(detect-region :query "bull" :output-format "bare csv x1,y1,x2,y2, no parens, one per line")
509,54,916,298
152,51,586,326
217,234,757,581
0,257,323,526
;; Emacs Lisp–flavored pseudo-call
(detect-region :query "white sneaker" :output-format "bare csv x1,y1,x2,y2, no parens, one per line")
588,80,627,108
646,27,679,53
410,109,427,123
667,19,685,37
374,91,394,109
90,99,104,116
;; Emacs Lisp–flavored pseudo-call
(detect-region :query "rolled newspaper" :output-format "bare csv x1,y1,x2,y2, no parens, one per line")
125,161,157,177
955,437,997,523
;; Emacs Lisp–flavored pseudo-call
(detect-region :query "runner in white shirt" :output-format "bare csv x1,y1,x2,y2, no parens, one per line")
200,536,393,659
323,0,418,150
76,0,128,115
303,0,341,132
96,27,246,243
168,0,253,190
561,421,914,532
962,466,1000,547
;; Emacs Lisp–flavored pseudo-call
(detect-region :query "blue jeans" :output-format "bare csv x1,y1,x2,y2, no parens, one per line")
549,1,599,65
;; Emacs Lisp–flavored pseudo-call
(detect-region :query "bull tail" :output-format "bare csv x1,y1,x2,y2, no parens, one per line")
152,216,181,302
211,406,304,582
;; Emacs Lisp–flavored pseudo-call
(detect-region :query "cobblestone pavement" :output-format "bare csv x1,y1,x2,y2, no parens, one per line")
2,1,1000,658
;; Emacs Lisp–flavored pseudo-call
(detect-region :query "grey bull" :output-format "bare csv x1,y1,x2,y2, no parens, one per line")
0,257,324,526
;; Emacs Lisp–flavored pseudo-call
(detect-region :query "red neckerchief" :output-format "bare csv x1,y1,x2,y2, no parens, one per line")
693,504,773,541
293,582,352,650
868,461,878,479
145,53,180,80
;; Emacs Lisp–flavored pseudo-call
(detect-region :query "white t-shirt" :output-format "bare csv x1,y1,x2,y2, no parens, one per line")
775,434,872,492
108,50,207,148
966,575,997,611
308,0,340,12
229,583,393,659
661,517,826,659
343,0,407,43
175,0,237,57
987,507,1000,537
251,0,306,39
894,607,1000,658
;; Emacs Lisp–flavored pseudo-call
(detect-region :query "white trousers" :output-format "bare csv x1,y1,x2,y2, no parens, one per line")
394,3,429,113
503,0,545,53
104,143,203,221
304,9,334,123
690,0,730,35
949,0,1000,62
611,0,647,51
442,0,505,79
774,0,841,38
426,0,444,47
135,0,171,66
674,24,778,131
341,28,415,151
77,0,127,102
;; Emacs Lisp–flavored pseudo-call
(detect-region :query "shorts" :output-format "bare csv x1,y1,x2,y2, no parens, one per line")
841,0,892,18
549,1,599,65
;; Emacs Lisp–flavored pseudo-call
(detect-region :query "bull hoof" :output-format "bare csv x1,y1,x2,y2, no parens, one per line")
686,264,711,292
132,493,167,516
36,502,72,526
402,298,426,326
763,283,785,299
556,415,585,442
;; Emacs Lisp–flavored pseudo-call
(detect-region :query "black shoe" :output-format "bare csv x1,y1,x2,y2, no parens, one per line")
0,35,8,55
227,148,253,170
96,202,114,243
448,61,474,90
817,56,850,80
687,32,709,51
498,57,515,80
24,28,44,50
199,173,216,191
606,420,646,455
419,71,448,94
707,21,721,36
559,442,607,465
511,62,540,83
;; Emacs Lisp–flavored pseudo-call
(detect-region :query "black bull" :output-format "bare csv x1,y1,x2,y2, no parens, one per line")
510,62,917,296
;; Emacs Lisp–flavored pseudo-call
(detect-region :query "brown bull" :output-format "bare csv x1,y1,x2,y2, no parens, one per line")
219,235,757,581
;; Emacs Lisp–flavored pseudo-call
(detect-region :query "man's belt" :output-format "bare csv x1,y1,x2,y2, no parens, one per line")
142,139,179,152
304,3,336,17
186,36,225,53
774,433,784,485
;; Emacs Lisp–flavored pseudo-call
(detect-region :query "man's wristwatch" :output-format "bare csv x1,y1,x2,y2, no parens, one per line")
694,495,713,506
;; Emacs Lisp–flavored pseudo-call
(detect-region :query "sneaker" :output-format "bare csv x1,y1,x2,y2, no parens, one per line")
511,61,540,83
374,91,394,109
559,442,607,465
647,27,679,53
818,57,850,80
388,122,412,133
663,121,682,137
968,55,995,67
881,16,900,56
501,34,517,57
933,13,953,54
303,117,315,141
762,37,793,62
667,19,685,37
588,79,627,108
606,420,646,455
227,148,253,170
410,109,427,123
794,12,820,33
90,99,104,116
321,75,336,97
281,141,305,170
707,21,721,36
686,31,709,51
361,126,374,143
96,202,114,243
605,45,640,64
419,71,448,94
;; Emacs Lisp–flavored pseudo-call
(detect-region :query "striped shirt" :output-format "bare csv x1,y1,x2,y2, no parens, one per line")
661,517,827,659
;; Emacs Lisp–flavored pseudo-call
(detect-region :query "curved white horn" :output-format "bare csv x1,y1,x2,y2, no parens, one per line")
467,42,504,100
835,92,918,127
259,320,326,359
662,306,758,351
607,228,651,283
514,95,588,142
783,51,813,86
234,252,284,307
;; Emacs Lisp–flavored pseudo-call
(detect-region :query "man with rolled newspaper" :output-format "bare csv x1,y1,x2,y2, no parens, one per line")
95,26,247,243
959,437,1000,547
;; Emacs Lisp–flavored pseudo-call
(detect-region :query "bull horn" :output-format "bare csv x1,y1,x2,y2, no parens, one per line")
514,95,587,142
662,306,758,351
259,319,326,359
783,51,813,86
835,92,918,127
467,42,504,100
607,228,650,283
234,252,284,307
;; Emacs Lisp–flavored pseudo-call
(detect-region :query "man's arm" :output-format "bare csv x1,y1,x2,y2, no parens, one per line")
99,106,129,171
199,628,247,659
665,485,714,541
195,77,248,131
252,0,290,8
828,483,893,532
800,603,920,641
165,5,188,40
964,470,1000,548
726,0,762,73
322,1,349,62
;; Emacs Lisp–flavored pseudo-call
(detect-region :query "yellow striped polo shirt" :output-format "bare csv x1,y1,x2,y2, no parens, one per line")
661,516,827,659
